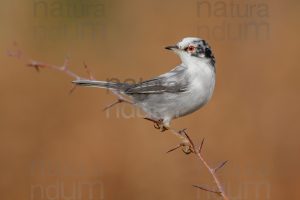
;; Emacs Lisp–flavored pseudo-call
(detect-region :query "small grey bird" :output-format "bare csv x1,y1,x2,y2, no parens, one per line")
73,37,216,130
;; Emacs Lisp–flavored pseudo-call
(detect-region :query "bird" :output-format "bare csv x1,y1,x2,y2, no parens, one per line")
73,37,216,131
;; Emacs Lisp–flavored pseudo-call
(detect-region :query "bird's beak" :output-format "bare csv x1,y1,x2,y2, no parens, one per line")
165,45,179,51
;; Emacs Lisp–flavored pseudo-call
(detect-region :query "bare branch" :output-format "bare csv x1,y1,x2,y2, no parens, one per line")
27,59,82,80
165,129,229,200
8,45,133,109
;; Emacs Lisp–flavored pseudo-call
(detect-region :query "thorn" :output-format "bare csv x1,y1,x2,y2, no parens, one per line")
103,93,133,111
34,65,40,72
192,185,221,196
199,138,205,153
182,130,196,151
83,62,95,80
62,58,69,70
178,128,187,136
27,61,42,72
214,160,228,173
166,144,183,153
69,85,77,94
103,99,123,111
28,63,40,72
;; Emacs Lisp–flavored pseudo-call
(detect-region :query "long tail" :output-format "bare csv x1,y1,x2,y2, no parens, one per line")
72,80,129,91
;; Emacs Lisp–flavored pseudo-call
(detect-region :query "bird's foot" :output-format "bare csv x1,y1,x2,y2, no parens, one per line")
166,129,194,154
166,142,194,154
144,118,168,132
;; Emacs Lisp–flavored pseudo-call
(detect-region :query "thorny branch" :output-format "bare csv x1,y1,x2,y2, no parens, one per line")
7,44,132,105
8,44,229,200
168,129,229,200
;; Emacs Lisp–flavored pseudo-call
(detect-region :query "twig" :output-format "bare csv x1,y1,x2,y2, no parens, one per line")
27,59,82,80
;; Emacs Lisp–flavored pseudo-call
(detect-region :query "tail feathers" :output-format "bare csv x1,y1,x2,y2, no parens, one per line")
72,80,129,90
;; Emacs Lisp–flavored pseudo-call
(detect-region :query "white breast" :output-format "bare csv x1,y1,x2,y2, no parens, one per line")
182,61,216,115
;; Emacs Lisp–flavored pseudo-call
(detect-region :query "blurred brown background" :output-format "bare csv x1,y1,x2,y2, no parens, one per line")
0,0,299,199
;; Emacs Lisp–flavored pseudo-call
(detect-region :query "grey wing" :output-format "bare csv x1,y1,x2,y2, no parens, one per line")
125,64,189,94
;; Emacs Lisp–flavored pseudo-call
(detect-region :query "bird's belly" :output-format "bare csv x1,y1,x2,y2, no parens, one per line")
176,68,215,117
173,86,212,118
137,84,214,120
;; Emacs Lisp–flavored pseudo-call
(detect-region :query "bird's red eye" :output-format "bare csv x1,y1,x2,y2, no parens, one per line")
188,46,195,51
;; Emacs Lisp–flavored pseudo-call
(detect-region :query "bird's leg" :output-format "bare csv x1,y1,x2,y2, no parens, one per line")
144,118,168,132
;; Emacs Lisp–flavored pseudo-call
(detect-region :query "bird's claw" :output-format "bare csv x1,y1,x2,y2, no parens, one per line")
182,145,193,154
154,124,168,132
167,143,194,154
154,122,160,129
145,118,168,132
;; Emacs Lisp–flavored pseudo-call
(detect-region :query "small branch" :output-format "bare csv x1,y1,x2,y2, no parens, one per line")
8,44,90,82
27,59,82,80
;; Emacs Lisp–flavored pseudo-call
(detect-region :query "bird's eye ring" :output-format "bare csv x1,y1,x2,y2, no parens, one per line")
187,46,195,52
